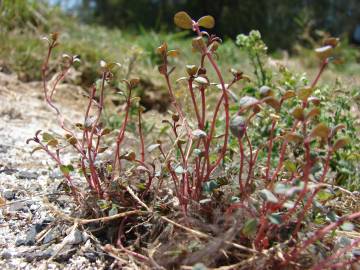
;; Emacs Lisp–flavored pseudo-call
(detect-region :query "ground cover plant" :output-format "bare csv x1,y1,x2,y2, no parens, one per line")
26,11,360,269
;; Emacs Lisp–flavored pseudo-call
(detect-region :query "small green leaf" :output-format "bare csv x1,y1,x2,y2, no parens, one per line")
340,222,354,232
147,144,160,153
285,133,303,143
192,37,206,52
174,11,193,29
98,147,108,153
284,160,297,173
333,137,350,151
291,107,304,121
197,15,215,29
175,165,185,174
47,139,59,147
42,132,54,142
167,50,180,57
60,164,74,175
242,218,258,237
259,189,278,203
297,87,313,101
31,146,44,155
263,96,280,111
101,128,112,136
268,213,282,225
282,90,296,100
315,45,333,60
186,65,198,76
317,190,333,201
203,180,218,194
194,76,209,86
192,129,207,138
67,136,77,145
259,85,273,97
109,206,118,216
306,108,320,120
310,123,330,140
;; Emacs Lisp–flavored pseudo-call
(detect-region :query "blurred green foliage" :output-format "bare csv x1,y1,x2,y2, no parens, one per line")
79,0,360,51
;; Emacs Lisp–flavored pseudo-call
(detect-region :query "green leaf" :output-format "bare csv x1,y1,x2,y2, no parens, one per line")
285,132,303,143
297,87,313,101
47,139,59,147
194,76,209,86
306,108,320,120
310,123,330,140
268,213,282,225
259,189,278,203
186,65,198,76
274,183,290,194
340,222,354,232
284,160,297,173
259,85,273,97
192,129,207,138
291,107,304,121
333,137,350,151
197,15,215,29
242,218,258,237
282,90,296,100
317,190,333,201
147,144,160,153
60,164,74,175
239,96,258,108
31,146,44,155
175,165,185,174
67,136,77,145
263,97,280,111
315,45,333,60
109,206,118,216
42,132,54,142
203,180,218,194
174,11,193,29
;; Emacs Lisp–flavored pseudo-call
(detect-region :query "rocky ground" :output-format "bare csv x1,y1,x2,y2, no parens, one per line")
0,72,109,269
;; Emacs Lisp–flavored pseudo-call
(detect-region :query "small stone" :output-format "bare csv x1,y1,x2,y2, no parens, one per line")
84,252,97,262
18,171,38,180
0,167,17,175
23,249,53,262
43,227,60,244
0,144,9,154
65,228,84,245
50,170,63,179
9,201,28,212
17,224,44,246
15,238,26,247
3,189,15,200
1,251,12,259
54,246,76,262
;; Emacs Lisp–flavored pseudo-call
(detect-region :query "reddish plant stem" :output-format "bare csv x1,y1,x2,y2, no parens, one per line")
292,149,332,236
112,88,132,180
37,141,79,199
86,72,107,196
188,79,202,129
311,58,329,89
245,131,253,187
268,120,299,189
138,110,145,163
290,211,360,260
200,88,206,128
310,236,360,270
254,210,268,250
238,138,245,194
265,119,277,181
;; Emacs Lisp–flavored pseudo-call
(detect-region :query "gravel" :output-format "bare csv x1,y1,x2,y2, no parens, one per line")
0,72,106,269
